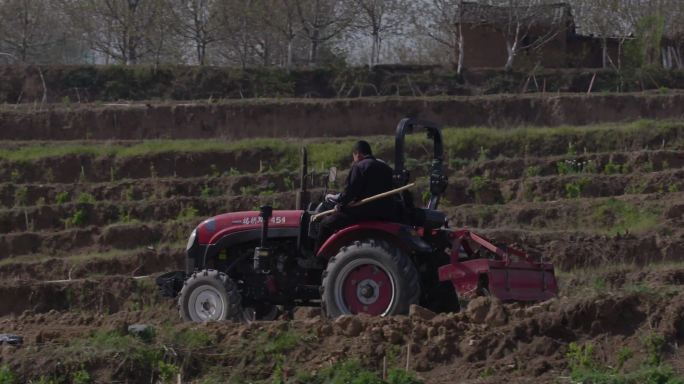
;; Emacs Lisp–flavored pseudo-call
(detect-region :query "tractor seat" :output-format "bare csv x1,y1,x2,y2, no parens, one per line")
410,208,446,230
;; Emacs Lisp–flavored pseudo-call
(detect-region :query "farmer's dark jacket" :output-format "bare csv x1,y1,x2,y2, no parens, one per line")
338,156,396,220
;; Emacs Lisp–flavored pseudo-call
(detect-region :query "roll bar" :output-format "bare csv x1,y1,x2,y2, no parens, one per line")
393,118,448,210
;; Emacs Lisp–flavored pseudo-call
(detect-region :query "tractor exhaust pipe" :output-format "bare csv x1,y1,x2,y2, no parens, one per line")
254,205,273,273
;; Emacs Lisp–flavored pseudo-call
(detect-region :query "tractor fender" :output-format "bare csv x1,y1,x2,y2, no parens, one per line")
191,227,300,271
316,222,431,260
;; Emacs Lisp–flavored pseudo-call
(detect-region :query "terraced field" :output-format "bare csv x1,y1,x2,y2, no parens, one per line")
0,119,683,383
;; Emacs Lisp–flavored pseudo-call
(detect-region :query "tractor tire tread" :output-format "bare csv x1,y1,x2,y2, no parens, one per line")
321,240,420,319
178,269,243,322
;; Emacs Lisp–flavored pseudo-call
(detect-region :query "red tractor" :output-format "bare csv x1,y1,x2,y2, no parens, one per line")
158,118,558,322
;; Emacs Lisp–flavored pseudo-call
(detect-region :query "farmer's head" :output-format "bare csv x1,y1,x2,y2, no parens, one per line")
352,140,372,162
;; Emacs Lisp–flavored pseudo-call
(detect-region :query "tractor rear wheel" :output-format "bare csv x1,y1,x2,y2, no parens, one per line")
178,269,242,322
321,240,420,318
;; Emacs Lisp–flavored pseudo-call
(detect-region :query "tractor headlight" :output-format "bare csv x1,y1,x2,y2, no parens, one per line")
186,229,197,251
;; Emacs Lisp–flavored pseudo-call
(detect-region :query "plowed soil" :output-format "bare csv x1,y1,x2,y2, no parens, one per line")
0,117,683,383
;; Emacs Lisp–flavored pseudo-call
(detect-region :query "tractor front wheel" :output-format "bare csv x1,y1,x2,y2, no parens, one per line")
178,269,242,322
321,241,420,318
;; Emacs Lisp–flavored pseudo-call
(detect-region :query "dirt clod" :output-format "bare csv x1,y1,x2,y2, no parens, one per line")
409,304,436,321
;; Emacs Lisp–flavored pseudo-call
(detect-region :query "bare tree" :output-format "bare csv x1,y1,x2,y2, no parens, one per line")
0,0,60,62
349,0,408,67
61,0,169,64
570,0,635,69
481,0,566,71
260,0,303,69
295,0,351,66
414,0,468,73
215,0,262,68
168,0,222,65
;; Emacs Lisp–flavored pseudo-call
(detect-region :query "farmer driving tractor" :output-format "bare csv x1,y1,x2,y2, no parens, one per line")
315,140,397,250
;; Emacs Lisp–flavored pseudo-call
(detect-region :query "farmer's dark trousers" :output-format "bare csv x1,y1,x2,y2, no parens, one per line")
315,212,358,251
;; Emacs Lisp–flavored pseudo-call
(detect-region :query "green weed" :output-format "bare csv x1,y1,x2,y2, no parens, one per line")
240,186,257,196
10,169,20,183
283,176,294,191
626,180,648,194
564,177,589,198
261,330,300,356
667,184,678,193
210,164,220,178
177,206,199,221
604,161,624,175
0,365,15,384
55,191,70,204
565,339,683,384
479,367,495,378
387,369,422,384
76,192,96,204
72,367,91,384
200,184,218,198
157,361,179,384
592,198,659,235
64,209,88,228
302,360,423,384
33,376,62,384
642,161,654,173
318,360,383,384
567,342,596,372
122,186,135,201
35,197,46,208
524,165,541,177
477,146,489,161
643,333,666,366
617,347,634,370
14,186,28,206
172,328,213,349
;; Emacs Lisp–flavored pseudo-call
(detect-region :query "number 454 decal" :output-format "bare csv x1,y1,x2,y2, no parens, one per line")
235,216,287,225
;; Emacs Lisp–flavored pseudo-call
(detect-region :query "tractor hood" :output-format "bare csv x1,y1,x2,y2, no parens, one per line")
195,210,304,245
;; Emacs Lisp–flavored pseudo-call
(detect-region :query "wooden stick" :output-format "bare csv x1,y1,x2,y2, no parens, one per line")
406,342,411,371
587,72,597,94
382,356,387,380
311,183,415,221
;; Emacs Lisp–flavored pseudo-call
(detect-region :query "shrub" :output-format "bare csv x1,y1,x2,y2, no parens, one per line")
565,178,589,198
72,368,91,384
604,161,623,174
77,192,96,204
0,365,15,384
55,191,70,204
65,209,88,228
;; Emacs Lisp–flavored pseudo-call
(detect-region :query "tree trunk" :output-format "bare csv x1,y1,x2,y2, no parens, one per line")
456,31,464,75
601,38,608,69
199,42,207,66
286,39,293,70
309,28,319,66
505,41,515,71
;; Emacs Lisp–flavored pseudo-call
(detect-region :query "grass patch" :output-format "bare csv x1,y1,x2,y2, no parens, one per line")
169,327,214,349
0,120,682,168
0,241,184,267
256,329,303,358
592,198,660,235
0,365,16,384
566,337,683,384
293,360,422,384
